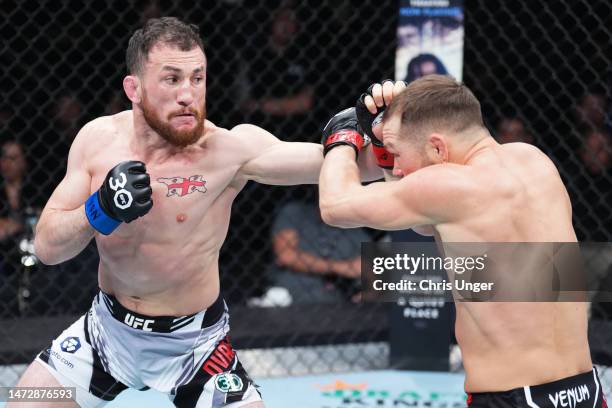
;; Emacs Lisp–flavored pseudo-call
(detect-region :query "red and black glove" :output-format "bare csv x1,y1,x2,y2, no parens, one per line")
355,80,404,169
321,107,368,158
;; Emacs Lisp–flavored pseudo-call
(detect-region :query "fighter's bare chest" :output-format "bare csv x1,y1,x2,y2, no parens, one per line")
90,156,238,222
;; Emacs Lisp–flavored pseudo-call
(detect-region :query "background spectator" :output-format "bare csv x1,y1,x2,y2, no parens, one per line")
252,190,369,306
241,3,315,142
581,130,611,176
567,129,612,241
576,92,607,134
0,141,28,243
104,90,131,116
0,140,41,317
495,117,534,144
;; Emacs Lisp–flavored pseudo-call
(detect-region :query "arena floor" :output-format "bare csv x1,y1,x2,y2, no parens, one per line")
1,353,610,407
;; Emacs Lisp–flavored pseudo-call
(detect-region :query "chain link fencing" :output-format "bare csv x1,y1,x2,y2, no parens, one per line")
1,0,611,395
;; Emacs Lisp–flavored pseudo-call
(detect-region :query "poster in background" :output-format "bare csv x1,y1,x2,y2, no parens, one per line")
395,0,464,83
390,0,465,371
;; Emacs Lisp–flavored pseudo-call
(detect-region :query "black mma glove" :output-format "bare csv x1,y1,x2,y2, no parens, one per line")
85,161,153,235
321,107,368,158
355,80,406,169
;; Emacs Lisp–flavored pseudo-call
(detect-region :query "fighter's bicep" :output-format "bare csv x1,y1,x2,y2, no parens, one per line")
321,168,466,230
351,182,437,230
232,124,280,179
233,124,323,185
321,180,429,230
43,125,94,212
44,168,92,212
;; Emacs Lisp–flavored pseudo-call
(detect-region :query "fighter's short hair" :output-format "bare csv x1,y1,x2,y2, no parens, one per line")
126,17,204,75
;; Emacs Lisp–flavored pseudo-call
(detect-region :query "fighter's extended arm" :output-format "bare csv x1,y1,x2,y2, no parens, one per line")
233,123,382,185
34,123,97,265
319,146,469,230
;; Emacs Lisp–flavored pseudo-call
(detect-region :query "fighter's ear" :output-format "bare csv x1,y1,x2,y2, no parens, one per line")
429,133,449,163
123,75,141,104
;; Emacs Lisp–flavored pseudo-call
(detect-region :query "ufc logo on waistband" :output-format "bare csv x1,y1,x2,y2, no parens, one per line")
124,313,154,331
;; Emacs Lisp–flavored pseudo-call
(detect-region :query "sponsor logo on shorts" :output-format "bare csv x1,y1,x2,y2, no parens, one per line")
48,348,74,369
201,337,236,376
548,384,590,408
214,373,243,393
60,337,81,354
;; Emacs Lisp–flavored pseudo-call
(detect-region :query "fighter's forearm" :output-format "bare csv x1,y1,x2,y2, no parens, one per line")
34,205,95,265
319,147,364,228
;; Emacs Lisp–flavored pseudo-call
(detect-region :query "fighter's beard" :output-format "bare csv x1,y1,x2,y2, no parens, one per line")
141,94,205,147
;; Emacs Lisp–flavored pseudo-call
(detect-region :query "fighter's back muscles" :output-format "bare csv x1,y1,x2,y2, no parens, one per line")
319,146,476,230
34,119,100,265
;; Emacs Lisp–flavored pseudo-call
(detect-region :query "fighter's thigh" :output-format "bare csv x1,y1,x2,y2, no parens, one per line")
6,360,78,408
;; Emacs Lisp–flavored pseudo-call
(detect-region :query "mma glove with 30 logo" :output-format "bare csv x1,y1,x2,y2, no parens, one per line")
85,161,153,235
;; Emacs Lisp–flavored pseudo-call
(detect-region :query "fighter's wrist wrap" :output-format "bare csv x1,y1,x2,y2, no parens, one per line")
323,129,365,158
85,191,121,235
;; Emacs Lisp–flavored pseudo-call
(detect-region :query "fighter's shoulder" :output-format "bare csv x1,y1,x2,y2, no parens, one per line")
202,121,239,148
504,142,557,170
403,164,476,190
502,141,547,158
74,111,128,146
391,164,480,219
229,123,277,142
214,123,278,156
399,164,482,205
203,120,232,140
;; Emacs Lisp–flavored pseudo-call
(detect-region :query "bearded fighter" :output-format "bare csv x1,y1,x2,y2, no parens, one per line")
9,17,380,408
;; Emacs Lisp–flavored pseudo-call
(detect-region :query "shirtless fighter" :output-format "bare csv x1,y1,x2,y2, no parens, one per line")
10,17,379,408
319,76,607,407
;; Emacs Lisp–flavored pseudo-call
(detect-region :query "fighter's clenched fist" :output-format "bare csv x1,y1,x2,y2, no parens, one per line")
321,107,368,158
356,80,407,169
85,160,153,235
